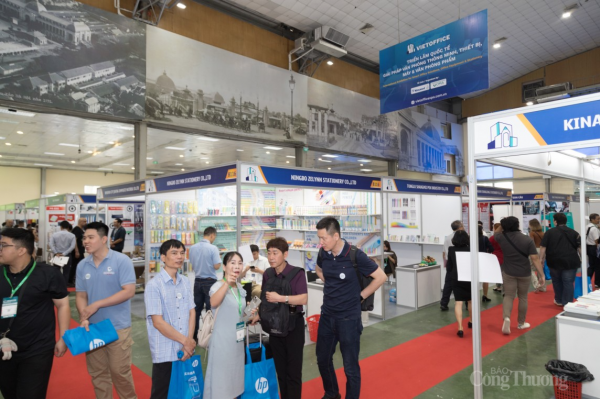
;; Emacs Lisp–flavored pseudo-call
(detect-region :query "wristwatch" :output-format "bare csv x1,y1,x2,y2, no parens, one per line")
285,296,289,304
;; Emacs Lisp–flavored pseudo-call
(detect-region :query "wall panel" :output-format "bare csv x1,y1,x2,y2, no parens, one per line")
546,48,600,89
0,167,41,205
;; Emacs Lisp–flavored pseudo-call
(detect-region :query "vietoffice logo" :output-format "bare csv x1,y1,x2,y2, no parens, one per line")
487,122,518,150
255,377,269,394
407,43,415,54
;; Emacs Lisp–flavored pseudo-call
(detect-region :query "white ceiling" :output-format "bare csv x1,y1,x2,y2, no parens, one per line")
0,109,388,176
228,0,600,96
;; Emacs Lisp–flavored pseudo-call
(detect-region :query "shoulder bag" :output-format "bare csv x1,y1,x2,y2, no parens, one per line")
502,232,529,259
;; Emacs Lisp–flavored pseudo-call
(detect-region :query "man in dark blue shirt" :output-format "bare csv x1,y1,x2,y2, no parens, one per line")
110,218,127,253
315,217,387,399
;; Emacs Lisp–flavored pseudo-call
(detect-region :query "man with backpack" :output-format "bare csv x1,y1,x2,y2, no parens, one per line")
251,237,307,399
539,213,581,306
314,217,387,399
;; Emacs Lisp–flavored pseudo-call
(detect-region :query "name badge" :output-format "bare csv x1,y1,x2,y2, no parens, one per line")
1,297,18,319
236,322,245,343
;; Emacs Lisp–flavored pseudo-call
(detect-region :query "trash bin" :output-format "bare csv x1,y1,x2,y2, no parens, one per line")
545,359,595,399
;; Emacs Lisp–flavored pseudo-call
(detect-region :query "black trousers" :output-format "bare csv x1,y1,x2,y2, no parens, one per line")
269,314,305,399
440,272,456,307
150,361,173,399
587,245,600,287
0,350,54,399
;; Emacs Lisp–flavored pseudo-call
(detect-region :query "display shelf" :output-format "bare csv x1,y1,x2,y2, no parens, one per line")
240,228,278,231
198,215,236,218
277,228,381,233
241,214,381,217
289,247,321,252
386,240,443,246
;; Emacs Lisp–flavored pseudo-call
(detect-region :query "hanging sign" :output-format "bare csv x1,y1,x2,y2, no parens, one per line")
99,182,146,199
511,193,544,201
25,199,40,208
379,10,488,113
146,165,236,193
383,178,461,194
548,194,571,202
241,164,382,191
476,186,511,198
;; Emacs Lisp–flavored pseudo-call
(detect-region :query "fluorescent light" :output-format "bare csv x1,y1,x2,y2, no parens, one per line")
286,161,290,163
108,141,115,144
34,163,53,166
493,43,501,49
115,125,134,131
5,143,11,146
16,131,23,134
286,155,296,158
360,163,364,166
318,158,332,163
113,163,129,166
360,169,372,172
562,11,571,18
327,60,334,66
71,192,76,194
205,161,209,164
266,151,270,154
526,101,534,106
59,143,79,147
165,146,186,150
200,157,209,160
71,160,76,163
54,192,59,194
264,146,283,150
0,109,35,117
0,137,5,140
175,163,183,166
150,171,164,174
181,168,185,171
179,154,184,158
197,137,219,142
236,149,244,152
328,167,331,170
44,152,64,156
87,150,93,154
146,157,153,160
131,167,135,170
177,2,186,9
98,168,113,171
357,159,371,163
322,154,338,158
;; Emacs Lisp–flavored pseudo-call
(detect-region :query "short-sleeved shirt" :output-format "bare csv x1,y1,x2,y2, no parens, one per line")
494,231,538,277
316,240,378,320
540,226,581,270
247,256,270,285
111,227,126,252
585,223,600,246
145,268,195,363
261,262,307,314
0,259,68,359
189,239,221,279
76,250,136,330
50,230,76,255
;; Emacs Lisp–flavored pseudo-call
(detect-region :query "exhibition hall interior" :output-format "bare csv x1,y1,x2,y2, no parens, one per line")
0,0,600,397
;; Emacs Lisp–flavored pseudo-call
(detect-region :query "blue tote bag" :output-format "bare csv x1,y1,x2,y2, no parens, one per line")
168,354,204,399
62,319,119,356
574,275,593,299
241,343,279,399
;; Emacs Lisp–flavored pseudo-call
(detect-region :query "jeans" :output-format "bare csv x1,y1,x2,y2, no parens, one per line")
587,245,600,287
502,272,531,325
270,313,305,399
549,268,578,305
194,278,215,340
316,313,363,399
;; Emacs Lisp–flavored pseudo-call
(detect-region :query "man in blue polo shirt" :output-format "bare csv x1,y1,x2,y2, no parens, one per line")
189,226,221,340
315,217,387,399
76,222,137,399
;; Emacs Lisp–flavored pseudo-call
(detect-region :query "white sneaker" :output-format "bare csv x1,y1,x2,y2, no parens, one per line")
502,317,511,335
554,300,563,306
517,322,531,330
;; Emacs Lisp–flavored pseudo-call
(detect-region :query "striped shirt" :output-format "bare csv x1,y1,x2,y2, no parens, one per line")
145,269,195,363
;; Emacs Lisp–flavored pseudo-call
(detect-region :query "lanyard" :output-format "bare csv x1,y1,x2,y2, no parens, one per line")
224,278,243,315
4,261,37,298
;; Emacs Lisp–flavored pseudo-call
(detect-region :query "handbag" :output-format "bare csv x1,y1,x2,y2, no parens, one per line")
196,307,219,349
241,328,279,399
62,319,119,356
574,275,593,299
167,355,204,399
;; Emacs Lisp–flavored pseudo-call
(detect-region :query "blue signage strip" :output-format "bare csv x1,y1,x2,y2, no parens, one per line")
548,194,571,202
393,179,461,195
512,194,544,201
379,10,488,113
148,165,237,193
476,186,511,198
256,166,382,191
101,181,145,199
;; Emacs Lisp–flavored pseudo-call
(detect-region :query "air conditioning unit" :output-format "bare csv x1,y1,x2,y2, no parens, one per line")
303,26,349,58
535,82,572,103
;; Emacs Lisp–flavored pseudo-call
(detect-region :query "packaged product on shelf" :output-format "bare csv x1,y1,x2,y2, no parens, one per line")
177,202,183,214
150,201,157,214
181,233,186,245
150,216,157,230
186,232,192,244
163,201,170,214
183,201,188,214
187,217,193,231
193,201,198,214
149,261,156,273
171,215,177,230
176,232,182,242
157,215,163,229
170,201,176,215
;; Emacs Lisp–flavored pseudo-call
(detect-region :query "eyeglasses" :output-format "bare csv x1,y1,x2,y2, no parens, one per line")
0,244,16,251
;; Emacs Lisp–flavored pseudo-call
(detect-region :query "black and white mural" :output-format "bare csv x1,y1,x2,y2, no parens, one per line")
0,0,146,118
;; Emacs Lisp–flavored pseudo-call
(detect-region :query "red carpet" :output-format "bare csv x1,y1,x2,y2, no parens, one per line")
302,288,562,399
48,318,152,398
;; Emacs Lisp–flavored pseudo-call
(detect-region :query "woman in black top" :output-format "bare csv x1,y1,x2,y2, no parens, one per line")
446,230,472,338
479,225,494,302
383,240,397,279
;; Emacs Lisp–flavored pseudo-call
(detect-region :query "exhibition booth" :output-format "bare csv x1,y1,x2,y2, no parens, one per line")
511,192,575,232
0,203,25,225
461,186,512,234
24,199,40,225
381,178,462,309
466,93,600,398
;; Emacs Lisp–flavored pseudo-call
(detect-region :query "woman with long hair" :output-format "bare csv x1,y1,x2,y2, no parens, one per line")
446,230,472,338
528,218,546,292
383,240,397,279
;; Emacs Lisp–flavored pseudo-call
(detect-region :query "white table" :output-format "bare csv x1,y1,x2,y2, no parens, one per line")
396,264,441,309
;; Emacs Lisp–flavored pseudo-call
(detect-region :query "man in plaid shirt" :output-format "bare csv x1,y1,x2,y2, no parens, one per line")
144,239,196,399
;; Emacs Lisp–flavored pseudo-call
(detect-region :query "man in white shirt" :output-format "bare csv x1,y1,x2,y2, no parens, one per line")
50,221,76,283
586,213,600,288
240,244,270,299
441,220,463,311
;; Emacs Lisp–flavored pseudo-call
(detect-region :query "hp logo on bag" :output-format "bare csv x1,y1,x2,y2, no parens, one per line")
192,359,199,367
89,339,106,350
255,377,269,394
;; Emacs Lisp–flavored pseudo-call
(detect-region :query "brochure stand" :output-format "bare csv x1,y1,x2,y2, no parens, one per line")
381,178,462,301
467,93,600,398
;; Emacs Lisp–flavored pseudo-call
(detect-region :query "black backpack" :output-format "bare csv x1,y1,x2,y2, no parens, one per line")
318,245,375,312
259,266,304,337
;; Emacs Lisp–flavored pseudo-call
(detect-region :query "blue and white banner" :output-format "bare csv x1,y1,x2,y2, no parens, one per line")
98,181,145,199
383,178,461,194
241,164,381,191
146,165,237,193
512,193,544,201
476,186,512,198
380,10,488,113
548,194,571,202
474,98,600,154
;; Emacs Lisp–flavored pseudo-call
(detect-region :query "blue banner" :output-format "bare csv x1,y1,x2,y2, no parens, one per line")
241,164,381,191
548,194,571,202
390,179,461,195
476,186,511,198
100,181,146,199
147,165,237,193
512,194,544,201
380,10,488,113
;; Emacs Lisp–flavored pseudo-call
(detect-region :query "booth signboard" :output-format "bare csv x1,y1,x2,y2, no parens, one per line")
241,164,382,191
98,182,146,199
379,10,489,113
146,165,237,193
474,98,600,155
383,178,461,195
511,193,544,201
25,199,40,208
476,187,511,198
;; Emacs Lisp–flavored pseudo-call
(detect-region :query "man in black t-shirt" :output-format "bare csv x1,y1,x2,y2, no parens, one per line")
69,217,87,285
540,212,581,306
0,228,70,399
110,218,127,253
